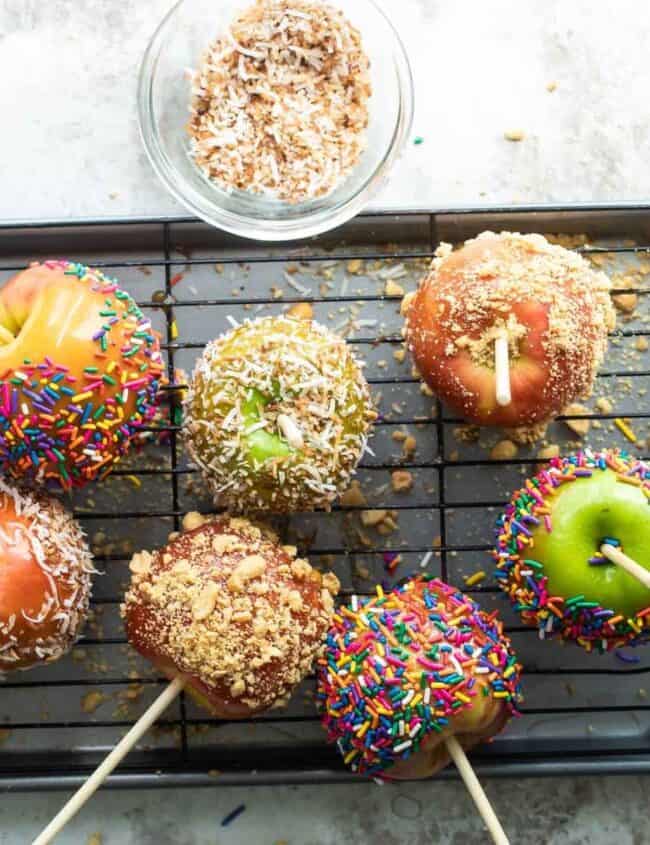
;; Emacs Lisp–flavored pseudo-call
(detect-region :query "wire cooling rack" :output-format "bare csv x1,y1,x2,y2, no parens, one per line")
1,206,650,792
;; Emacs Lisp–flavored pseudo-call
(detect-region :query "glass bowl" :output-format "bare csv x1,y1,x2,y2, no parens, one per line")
138,0,414,241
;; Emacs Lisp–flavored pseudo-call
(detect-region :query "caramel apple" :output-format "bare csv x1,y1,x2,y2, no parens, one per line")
123,512,340,717
405,232,615,429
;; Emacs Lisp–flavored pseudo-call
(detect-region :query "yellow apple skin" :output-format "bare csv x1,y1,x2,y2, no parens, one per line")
0,261,164,489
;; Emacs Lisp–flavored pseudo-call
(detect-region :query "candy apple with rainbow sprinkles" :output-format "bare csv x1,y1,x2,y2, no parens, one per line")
494,449,650,652
317,577,522,780
0,261,163,489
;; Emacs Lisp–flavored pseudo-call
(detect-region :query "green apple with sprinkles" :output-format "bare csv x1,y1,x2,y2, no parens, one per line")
184,314,376,513
494,449,650,652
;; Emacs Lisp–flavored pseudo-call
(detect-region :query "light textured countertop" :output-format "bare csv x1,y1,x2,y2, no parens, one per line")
1,2,649,844
1,0,650,223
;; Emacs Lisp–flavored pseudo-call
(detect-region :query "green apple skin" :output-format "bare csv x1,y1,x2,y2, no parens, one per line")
241,387,291,465
531,468,650,618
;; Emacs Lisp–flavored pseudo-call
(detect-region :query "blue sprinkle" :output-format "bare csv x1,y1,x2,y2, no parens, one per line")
221,805,246,827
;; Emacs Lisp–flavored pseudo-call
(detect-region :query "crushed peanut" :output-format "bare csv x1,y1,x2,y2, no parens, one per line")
122,515,339,713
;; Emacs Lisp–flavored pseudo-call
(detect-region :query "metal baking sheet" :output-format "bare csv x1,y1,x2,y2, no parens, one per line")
0,206,649,792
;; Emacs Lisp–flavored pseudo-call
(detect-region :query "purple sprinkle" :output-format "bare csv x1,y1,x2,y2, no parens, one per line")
588,556,608,566
512,520,532,537
615,650,641,664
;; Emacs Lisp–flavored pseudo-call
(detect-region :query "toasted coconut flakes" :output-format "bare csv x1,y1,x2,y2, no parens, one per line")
187,0,371,203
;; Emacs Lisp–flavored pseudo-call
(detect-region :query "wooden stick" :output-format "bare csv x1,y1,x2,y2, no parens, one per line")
33,676,186,845
445,736,510,845
494,334,511,407
600,544,650,590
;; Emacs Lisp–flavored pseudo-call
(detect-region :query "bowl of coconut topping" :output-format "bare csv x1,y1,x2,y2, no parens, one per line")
138,0,413,240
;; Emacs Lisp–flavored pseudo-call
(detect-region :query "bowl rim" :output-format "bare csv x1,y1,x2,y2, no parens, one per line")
137,0,415,242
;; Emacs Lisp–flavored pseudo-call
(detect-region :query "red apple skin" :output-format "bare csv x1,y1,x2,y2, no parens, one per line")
405,232,615,427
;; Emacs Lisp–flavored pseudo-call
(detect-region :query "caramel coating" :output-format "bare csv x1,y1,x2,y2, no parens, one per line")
123,513,340,717
0,481,94,672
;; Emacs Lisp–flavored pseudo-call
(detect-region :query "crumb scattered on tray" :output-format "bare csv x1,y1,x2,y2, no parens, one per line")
339,480,367,507
562,402,591,437
537,443,560,460
81,691,107,714
504,129,525,142
490,439,518,460
391,469,413,493
384,279,405,297
596,396,613,414
286,302,313,320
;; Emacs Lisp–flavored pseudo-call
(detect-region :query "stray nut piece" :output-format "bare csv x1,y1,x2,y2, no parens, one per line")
384,279,405,297
537,443,560,460
391,469,413,493
183,511,207,532
563,403,591,437
490,440,518,461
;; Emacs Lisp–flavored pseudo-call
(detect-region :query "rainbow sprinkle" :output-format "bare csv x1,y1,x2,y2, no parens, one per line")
316,576,522,778
494,449,650,652
0,261,163,489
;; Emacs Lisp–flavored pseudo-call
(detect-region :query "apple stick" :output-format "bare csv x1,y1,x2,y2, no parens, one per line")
33,676,186,845
494,334,511,407
600,544,650,590
445,736,510,845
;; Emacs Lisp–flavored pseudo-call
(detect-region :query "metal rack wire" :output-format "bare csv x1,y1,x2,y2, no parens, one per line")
1,206,649,792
